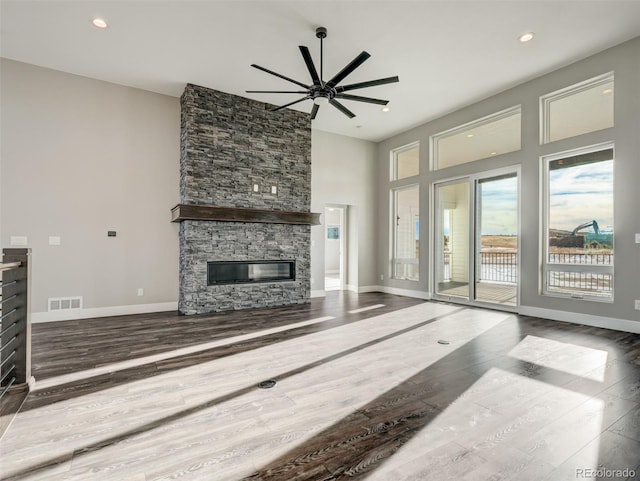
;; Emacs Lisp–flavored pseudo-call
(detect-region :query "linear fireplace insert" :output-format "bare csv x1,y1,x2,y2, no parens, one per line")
207,260,296,285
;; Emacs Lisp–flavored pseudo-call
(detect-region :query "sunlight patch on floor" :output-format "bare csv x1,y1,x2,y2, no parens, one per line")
508,335,608,382
370,367,604,480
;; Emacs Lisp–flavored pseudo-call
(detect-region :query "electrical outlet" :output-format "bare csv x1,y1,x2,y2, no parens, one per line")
137,288,144,297
271,185,277,194
635,300,640,310
380,274,384,281
253,184,259,192
49,236,61,245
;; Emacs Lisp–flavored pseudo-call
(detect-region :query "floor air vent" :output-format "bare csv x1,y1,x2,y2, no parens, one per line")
48,296,82,312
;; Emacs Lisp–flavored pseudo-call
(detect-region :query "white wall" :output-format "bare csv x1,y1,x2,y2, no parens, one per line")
311,130,377,293
1,60,180,319
324,208,341,273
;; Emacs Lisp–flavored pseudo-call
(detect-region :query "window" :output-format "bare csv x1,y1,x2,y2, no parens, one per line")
391,143,419,180
541,72,614,144
542,144,614,301
392,185,419,281
431,106,521,170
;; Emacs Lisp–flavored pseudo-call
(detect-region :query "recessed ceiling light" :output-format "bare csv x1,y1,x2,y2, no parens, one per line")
381,107,390,113
518,32,534,43
490,151,497,156
602,88,613,94
92,17,108,29
466,134,474,138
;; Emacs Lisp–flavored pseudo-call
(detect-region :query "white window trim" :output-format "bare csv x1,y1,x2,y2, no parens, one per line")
539,71,614,145
390,141,420,181
429,105,521,171
540,141,614,302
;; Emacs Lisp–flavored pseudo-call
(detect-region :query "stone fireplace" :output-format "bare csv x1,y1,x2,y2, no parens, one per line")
175,84,317,315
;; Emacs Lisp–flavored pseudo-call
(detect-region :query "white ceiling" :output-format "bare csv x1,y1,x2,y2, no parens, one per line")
2,1,639,142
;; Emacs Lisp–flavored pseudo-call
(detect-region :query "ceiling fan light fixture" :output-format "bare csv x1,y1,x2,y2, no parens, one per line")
314,96,330,106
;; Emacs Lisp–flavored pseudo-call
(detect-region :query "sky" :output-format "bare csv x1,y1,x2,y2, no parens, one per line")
549,159,613,232
479,176,518,235
442,160,613,237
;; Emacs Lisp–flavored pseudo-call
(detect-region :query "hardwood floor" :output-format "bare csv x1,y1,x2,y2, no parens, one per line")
1,292,639,480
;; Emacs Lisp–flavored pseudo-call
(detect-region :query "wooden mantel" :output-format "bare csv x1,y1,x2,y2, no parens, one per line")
171,204,321,225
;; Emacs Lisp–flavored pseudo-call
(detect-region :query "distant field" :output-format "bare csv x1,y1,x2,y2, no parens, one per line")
481,235,517,250
479,235,612,254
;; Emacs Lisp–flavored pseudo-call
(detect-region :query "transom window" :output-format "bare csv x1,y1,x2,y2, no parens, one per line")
540,72,614,144
430,106,521,170
391,142,419,180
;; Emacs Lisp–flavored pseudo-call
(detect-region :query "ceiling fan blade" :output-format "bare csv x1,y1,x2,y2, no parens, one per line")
326,51,371,88
329,99,356,119
251,64,310,89
299,46,321,86
246,90,308,94
336,75,400,93
335,93,389,105
271,96,309,112
310,104,319,120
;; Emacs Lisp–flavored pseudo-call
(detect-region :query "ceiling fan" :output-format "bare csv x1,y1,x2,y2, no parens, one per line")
247,27,399,119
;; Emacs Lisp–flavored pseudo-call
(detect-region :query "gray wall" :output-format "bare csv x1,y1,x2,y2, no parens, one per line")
0,59,180,315
376,37,640,324
311,130,377,293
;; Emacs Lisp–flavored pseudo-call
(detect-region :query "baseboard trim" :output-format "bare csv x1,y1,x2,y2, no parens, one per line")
32,301,178,323
310,290,326,298
519,305,640,334
356,285,430,300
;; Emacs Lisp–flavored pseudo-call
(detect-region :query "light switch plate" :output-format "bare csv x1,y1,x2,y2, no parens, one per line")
271,185,277,194
10,236,27,246
49,236,61,245
635,233,640,244
635,300,640,311
253,184,259,192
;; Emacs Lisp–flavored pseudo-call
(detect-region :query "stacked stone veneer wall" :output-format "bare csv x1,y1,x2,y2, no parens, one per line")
179,84,311,315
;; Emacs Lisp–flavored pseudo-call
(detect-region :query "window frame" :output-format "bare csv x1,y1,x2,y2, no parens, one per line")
539,71,614,145
541,142,614,302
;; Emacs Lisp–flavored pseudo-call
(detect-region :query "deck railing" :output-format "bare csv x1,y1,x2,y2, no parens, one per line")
0,248,32,403
443,250,613,286
479,251,518,284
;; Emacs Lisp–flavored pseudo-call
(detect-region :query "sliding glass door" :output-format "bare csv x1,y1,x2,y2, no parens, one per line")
434,169,519,308
475,173,518,306
435,180,471,300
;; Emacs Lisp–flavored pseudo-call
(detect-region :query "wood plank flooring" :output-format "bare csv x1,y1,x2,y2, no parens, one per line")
1,292,639,480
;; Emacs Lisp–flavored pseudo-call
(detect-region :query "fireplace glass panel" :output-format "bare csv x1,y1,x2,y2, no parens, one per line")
207,260,295,285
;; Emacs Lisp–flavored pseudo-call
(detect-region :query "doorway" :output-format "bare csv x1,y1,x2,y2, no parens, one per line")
434,169,519,309
324,205,347,291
